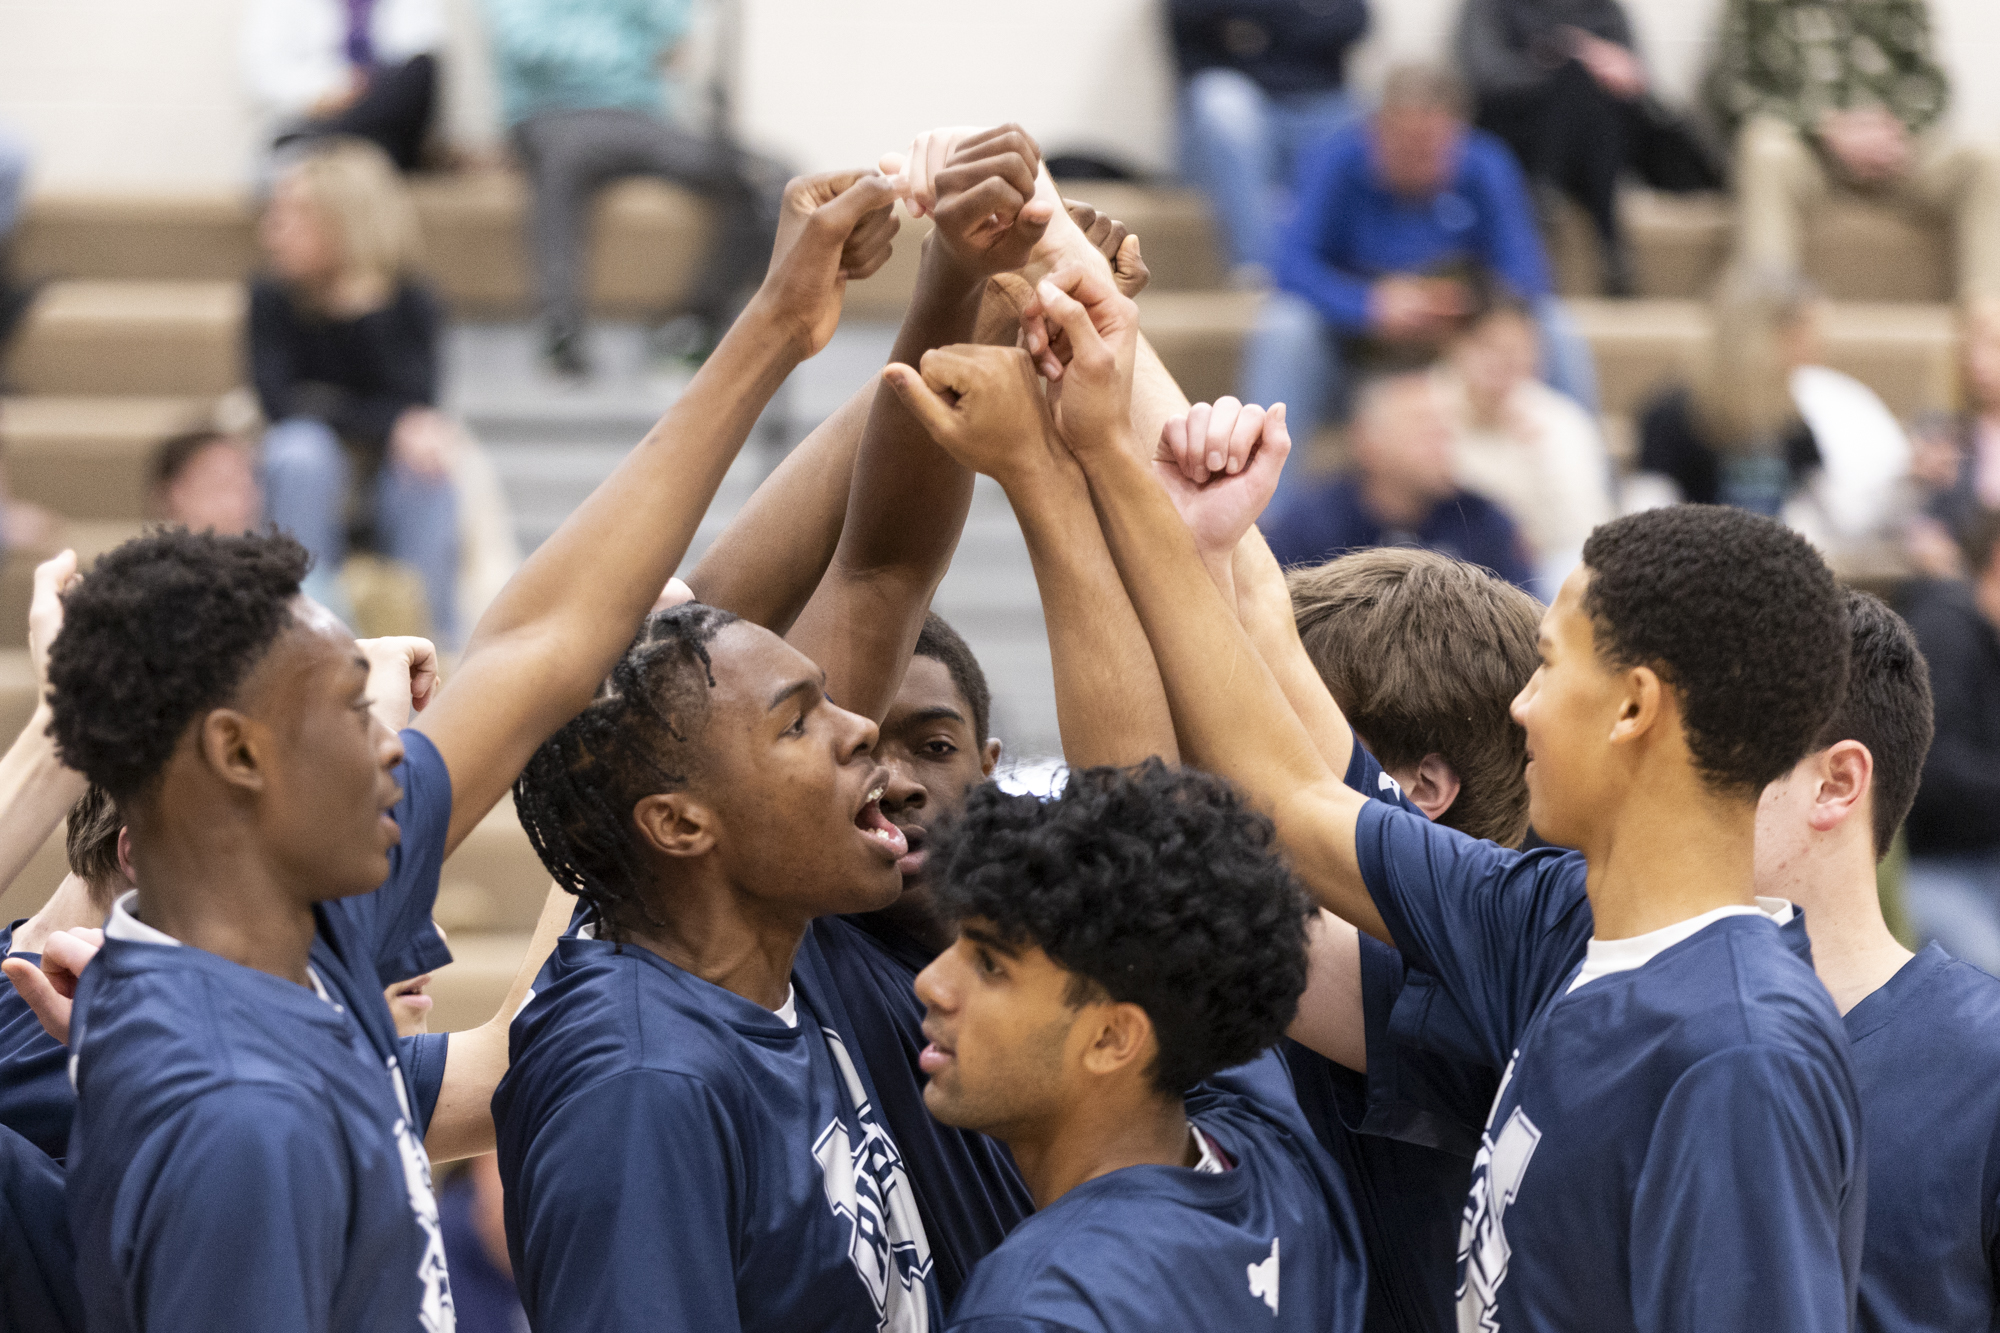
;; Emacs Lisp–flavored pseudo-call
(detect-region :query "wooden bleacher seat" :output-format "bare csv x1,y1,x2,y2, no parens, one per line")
1,397,215,520
1,282,243,397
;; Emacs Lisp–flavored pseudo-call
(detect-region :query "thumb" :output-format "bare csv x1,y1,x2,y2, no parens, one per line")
3,958,70,1046
1034,277,1108,367
882,363,962,444
815,173,900,238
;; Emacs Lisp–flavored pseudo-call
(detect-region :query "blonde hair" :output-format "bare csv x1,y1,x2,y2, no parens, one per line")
283,137,422,293
1690,266,1816,454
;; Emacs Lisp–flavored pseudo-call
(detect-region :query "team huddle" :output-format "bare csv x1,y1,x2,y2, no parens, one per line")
2,124,1998,1333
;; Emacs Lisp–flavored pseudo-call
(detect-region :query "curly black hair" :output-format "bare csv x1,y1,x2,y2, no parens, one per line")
1580,506,1848,797
512,602,739,942
46,528,311,801
913,612,991,743
1818,590,1933,859
929,759,1312,1096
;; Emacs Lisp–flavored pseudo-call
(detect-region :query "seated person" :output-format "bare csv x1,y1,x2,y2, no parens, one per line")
1630,267,1911,558
240,0,441,172
1435,288,1611,598
920,762,1366,1332
1912,300,2000,559
148,431,264,535
1169,0,1370,280
482,0,785,376
1260,369,1533,586
1707,0,1999,308
251,137,463,646
1242,62,1595,459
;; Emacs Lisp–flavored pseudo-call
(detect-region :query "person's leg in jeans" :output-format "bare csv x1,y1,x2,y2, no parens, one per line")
376,459,461,649
1905,851,2000,977
1533,295,1599,413
1240,290,1347,498
1180,68,1280,275
261,417,353,618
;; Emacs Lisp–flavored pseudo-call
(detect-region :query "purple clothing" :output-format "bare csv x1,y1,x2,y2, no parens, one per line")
345,0,376,67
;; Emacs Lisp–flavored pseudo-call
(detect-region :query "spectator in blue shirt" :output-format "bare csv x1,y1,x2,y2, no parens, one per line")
1242,63,1595,470
1262,369,1534,587
1169,0,1370,278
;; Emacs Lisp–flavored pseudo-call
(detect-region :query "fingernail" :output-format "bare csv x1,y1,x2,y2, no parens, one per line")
1207,453,1222,472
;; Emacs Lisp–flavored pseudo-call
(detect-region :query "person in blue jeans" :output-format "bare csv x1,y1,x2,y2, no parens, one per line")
1169,0,1370,280
251,137,462,646
1243,63,1596,479
1262,369,1534,587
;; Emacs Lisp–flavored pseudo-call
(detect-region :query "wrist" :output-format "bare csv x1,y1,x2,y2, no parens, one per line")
731,295,818,365
914,235,987,303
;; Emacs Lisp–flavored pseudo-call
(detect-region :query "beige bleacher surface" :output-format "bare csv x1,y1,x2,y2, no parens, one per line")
0,168,1967,1026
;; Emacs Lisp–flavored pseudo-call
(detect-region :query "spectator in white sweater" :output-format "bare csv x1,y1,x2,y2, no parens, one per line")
240,0,444,172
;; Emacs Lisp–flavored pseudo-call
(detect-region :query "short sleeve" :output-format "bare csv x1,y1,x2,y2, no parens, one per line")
117,1086,349,1333
1342,743,1424,816
399,1033,449,1137
1354,801,1592,1068
336,729,454,987
511,1071,743,1333
1630,1045,1861,1333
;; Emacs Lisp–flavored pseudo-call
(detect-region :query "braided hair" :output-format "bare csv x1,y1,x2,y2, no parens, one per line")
512,602,738,942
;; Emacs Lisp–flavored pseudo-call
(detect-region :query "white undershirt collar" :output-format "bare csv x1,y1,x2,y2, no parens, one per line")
772,986,798,1029
1568,897,1795,994
106,890,339,1011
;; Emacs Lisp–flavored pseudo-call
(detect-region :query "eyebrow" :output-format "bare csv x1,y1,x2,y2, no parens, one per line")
767,676,821,713
960,924,1021,958
892,705,966,729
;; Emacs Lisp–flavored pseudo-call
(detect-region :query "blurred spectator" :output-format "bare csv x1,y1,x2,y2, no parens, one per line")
1706,0,1999,307
1262,369,1533,586
1901,510,2000,976
1435,288,1611,598
1911,302,2000,561
1241,63,1596,470
148,431,265,534
1628,269,1911,560
1169,0,1370,281
1457,0,1720,296
483,0,785,378
0,123,35,350
441,1154,528,1333
241,0,441,172
252,138,463,646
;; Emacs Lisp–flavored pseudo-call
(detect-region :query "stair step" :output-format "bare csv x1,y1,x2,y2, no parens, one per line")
2,281,242,397
1,396,217,520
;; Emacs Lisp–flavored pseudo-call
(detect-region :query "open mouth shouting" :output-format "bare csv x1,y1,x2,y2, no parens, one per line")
855,774,910,860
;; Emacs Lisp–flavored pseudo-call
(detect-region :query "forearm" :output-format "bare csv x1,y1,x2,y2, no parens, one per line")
1232,530,1355,777
0,703,86,899
686,379,875,634
424,885,572,1161
1007,455,1178,769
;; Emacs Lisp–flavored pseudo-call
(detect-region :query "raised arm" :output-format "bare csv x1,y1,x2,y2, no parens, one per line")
786,126,1052,723
413,170,899,853
0,554,89,906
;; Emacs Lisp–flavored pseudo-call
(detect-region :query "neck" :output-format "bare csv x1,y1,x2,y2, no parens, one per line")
1003,1088,1195,1211
1359,475,1433,529
1775,830,1913,1014
624,866,808,1012
125,804,318,988
859,881,955,958
1581,765,1759,940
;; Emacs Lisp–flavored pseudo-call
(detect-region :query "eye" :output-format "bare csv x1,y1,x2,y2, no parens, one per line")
785,710,808,737
920,738,958,758
975,947,1001,978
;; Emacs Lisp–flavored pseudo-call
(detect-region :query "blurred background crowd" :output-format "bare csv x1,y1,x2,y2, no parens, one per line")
2,1,2000,1320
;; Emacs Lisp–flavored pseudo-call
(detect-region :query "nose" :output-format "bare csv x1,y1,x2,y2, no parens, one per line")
880,758,927,816
914,949,956,1013
375,715,407,769
836,703,879,764
1509,675,1535,727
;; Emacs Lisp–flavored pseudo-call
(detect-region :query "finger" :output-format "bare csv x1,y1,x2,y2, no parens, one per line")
1256,403,1294,472
1201,396,1244,478
937,148,1039,212
882,362,963,443
948,123,1041,175
1225,403,1266,475
652,577,696,613
809,173,900,251
1185,402,1215,483
1160,414,1190,465
1115,234,1149,294
2,958,69,1045
931,170,1028,235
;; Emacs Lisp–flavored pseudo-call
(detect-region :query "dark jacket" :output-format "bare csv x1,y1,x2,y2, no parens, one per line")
1637,384,1820,510
1169,0,1370,96
1457,0,1634,98
1902,578,2000,856
248,276,441,464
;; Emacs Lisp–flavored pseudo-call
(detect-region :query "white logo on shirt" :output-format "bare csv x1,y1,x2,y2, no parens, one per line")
386,1055,455,1333
1377,771,1405,801
1457,1059,1540,1333
814,1030,932,1332
1248,1237,1280,1315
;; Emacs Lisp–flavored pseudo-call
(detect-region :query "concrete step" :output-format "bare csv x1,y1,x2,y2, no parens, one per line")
0,396,217,520
1,282,242,397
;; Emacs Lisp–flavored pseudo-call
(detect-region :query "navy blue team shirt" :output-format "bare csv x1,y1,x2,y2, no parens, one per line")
495,922,943,1333
0,921,78,1164
1354,794,1864,1333
65,728,459,1333
947,1050,1367,1332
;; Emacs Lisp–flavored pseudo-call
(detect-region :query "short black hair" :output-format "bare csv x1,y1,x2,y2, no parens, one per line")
912,612,991,742
930,760,1312,1096
1815,591,1933,859
149,430,232,493
1580,506,1848,797
65,784,124,905
46,529,312,801
513,602,739,943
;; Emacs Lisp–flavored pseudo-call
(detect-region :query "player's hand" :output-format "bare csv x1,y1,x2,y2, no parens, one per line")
882,344,1060,486
972,272,1039,347
925,125,1055,278
358,635,439,731
881,125,985,219
1156,401,1292,559
651,576,696,614
1019,262,1140,458
753,170,901,357
1064,200,1150,297
28,549,78,700
2,926,103,1046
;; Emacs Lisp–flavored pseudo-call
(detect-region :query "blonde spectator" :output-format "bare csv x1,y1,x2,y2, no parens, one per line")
1436,291,1611,598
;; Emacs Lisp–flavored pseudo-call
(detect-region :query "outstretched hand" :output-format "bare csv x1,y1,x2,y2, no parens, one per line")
2,925,102,1046
1063,200,1149,297
1156,400,1292,561
881,344,1058,485
28,550,78,697
753,170,901,357
923,125,1056,278
1019,263,1140,457
358,635,440,731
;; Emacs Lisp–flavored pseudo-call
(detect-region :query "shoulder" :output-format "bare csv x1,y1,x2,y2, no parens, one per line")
950,1188,1148,1331
510,945,749,1092
1460,130,1526,181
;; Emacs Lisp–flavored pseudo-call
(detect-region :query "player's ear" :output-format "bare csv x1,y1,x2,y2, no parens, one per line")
632,791,719,860
1609,665,1665,747
1080,1000,1156,1080
1810,740,1872,833
1403,754,1461,822
979,738,1002,779
200,708,268,793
